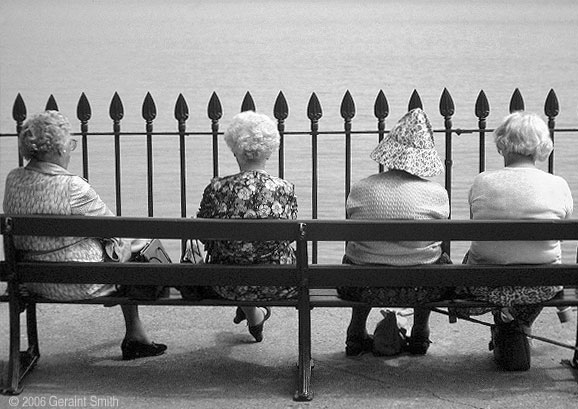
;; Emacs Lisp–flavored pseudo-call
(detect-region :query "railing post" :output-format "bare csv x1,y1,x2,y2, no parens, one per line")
374,90,389,174
77,93,91,180
307,93,322,264
12,94,26,167
109,92,124,215
208,92,222,178
475,90,490,173
175,94,189,256
544,89,559,174
440,88,455,257
142,92,157,217
274,91,289,179
341,90,355,205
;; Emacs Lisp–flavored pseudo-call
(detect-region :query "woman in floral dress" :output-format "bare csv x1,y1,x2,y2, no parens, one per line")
197,111,298,342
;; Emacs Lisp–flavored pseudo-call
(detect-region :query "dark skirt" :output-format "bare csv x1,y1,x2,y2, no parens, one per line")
337,253,454,306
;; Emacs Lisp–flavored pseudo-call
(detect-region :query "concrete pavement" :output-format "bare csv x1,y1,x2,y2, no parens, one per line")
1,290,577,409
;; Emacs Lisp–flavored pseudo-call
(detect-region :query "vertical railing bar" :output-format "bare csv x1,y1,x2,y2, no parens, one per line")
545,89,559,174
439,89,455,257
278,125,285,179
146,122,154,216
77,93,91,181
212,122,219,178
307,93,322,264
311,128,318,263
80,120,89,180
175,94,189,256
12,94,27,167
114,122,122,216
475,90,490,174
208,92,223,178
341,90,355,211
374,90,389,174
143,92,157,217
274,91,289,179
109,92,124,216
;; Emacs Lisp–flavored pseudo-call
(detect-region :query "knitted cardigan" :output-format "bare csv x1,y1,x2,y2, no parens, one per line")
345,170,449,266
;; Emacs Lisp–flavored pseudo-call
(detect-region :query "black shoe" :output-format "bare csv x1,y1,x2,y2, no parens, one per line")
248,307,271,342
345,335,374,357
121,339,167,360
407,335,431,355
233,307,246,324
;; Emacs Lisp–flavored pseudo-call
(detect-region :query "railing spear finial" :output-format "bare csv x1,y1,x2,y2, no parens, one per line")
408,89,423,111
509,88,525,113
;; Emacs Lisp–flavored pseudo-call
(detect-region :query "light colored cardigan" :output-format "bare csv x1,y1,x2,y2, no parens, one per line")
3,160,116,300
345,170,450,266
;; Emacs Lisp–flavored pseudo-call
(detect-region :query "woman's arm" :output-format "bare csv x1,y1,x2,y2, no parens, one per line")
69,177,114,217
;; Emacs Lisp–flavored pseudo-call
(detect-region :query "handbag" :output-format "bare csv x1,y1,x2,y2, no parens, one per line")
489,320,531,371
177,239,221,300
372,309,409,356
118,239,172,300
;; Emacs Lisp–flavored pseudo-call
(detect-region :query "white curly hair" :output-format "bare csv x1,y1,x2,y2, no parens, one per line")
494,111,553,162
224,111,280,162
19,110,72,160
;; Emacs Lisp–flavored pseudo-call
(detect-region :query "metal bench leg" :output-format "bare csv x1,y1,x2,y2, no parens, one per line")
573,308,578,369
294,290,313,401
2,282,23,395
26,302,40,363
2,288,40,395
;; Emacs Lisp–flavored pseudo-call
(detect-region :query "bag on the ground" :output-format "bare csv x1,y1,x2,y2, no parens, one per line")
177,239,221,301
489,320,531,371
118,238,172,300
372,309,408,356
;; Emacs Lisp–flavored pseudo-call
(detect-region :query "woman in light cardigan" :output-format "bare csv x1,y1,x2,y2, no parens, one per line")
462,111,573,370
3,111,166,360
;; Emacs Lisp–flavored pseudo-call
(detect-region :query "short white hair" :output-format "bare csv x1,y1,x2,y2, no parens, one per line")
494,111,553,162
19,110,72,160
224,111,280,161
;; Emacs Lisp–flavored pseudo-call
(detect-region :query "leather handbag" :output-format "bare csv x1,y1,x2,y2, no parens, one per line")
178,239,221,300
120,239,172,300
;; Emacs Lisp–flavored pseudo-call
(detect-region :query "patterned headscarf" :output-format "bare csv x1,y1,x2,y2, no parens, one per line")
370,108,443,178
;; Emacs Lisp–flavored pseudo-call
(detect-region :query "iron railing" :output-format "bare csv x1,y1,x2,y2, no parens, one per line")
1,88,577,261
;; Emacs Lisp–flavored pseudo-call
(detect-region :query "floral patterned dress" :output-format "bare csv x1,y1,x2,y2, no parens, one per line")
197,170,298,301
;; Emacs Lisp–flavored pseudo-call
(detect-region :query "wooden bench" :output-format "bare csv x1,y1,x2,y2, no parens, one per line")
1,215,578,400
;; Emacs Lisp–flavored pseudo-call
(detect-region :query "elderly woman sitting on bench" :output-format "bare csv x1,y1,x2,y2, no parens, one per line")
338,108,453,357
462,111,573,371
3,110,166,360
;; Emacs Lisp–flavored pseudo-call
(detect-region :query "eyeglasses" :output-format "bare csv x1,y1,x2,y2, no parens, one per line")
69,139,78,152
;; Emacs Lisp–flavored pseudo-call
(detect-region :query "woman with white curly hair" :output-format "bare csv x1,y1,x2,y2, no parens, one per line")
197,111,298,342
463,111,573,371
3,111,167,360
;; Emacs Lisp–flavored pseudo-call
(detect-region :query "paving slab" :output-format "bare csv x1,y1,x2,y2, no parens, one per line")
0,292,577,409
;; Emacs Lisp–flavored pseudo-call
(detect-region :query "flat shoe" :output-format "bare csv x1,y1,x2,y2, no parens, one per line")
345,335,374,357
233,307,246,324
248,307,271,342
407,335,431,355
121,339,167,360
